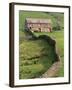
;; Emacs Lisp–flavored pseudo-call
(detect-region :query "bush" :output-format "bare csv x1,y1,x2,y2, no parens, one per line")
23,60,30,65
53,26,61,31
34,59,39,64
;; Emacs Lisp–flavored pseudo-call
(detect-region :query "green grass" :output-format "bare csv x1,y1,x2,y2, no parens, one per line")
34,31,64,76
19,36,57,79
19,31,64,79
19,11,64,79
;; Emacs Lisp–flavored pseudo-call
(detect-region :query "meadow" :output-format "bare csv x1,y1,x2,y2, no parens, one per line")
19,11,64,79
34,31,64,76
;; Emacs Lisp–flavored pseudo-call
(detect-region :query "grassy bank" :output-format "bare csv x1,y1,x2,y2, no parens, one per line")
34,31,64,76
19,11,64,79
19,33,57,79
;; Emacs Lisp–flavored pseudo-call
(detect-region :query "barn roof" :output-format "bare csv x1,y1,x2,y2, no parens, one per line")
26,18,51,24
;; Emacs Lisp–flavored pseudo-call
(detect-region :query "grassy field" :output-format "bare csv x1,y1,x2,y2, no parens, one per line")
19,36,57,79
19,11,64,79
34,31,64,76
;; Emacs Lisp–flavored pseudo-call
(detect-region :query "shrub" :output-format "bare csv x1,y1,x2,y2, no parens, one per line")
53,26,61,31
23,60,30,65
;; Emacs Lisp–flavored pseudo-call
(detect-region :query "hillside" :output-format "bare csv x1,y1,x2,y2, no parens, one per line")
19,37,58,79
19,11,64,31
19,11,64,79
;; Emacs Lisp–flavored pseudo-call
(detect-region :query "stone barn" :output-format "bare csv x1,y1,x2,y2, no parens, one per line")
25,18,52,32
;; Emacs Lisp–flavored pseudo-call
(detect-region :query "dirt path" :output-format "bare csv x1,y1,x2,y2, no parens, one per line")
41,58,62,78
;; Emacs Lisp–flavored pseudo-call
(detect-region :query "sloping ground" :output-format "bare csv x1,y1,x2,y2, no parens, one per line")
34,31,64,76
19,11,64,78
19,31,60,79
41,58,61,78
